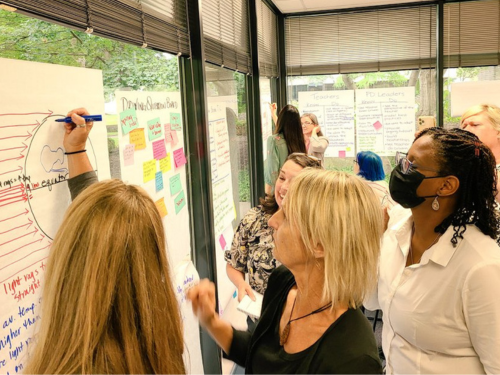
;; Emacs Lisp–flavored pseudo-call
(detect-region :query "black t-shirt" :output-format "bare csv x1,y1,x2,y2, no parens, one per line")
227,266,382,374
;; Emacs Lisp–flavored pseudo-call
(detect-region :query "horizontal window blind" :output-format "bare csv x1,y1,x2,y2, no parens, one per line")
444,0,500,68
285,5,436,75
202,0,252,74
257,0,278,78
2,0,190,56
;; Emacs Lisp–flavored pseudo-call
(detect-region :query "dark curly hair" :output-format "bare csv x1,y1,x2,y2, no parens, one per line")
415,127,499,245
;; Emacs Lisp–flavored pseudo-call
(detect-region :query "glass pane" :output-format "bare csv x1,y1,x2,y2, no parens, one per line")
0,10,198,374
287,70,436,181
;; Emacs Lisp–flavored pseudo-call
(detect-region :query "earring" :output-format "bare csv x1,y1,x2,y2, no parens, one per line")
432,196,440,211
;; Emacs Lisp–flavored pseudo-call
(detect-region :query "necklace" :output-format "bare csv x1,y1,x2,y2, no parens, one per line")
279,295,332,346
408,225,442,265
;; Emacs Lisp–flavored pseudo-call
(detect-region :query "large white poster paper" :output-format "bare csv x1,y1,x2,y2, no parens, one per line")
0,58,110,374
299,90,355,157
356,87,415,156
207,99,236,237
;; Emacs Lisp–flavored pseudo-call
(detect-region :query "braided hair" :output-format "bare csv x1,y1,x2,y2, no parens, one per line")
415,127,499,245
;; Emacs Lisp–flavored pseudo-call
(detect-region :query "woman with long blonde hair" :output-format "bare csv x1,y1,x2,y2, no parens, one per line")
25,108,185,374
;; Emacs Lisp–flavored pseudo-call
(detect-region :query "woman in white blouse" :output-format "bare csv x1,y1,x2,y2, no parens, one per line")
365,127,500,374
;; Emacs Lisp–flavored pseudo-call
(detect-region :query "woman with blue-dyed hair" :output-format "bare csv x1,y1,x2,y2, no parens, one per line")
354,151,396,211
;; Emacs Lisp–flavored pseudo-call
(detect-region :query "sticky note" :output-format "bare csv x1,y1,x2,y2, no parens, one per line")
160,154,171,173
170,113,182,130
169,173,182,196
120,108,139,135
147,117,163,141
174,190,186,214
173,148,187,168
339,150,346,158
155,197,168,218
165,131,174,144
346,147,351,151
152,139,167,160
373,120,383,131
155,172,164,192
123,144,135,166
219,234,227,250
171,130,179,146
164,123,171,132
130,128,146,150
143,160,156,183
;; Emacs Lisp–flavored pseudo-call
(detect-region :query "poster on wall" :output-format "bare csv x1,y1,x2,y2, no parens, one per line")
260,79,273,159
115,91,203,374
298,90,355,157
0,58,110,374
207,98,236,237
356,87,415,156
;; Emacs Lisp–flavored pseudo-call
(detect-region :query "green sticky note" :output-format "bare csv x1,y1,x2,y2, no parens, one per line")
169,173,182,196
147,117,163,141
120,108,139,135
170,113,182,131
174,190,186,214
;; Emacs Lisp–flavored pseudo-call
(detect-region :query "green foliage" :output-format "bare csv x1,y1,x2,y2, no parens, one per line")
238,169,250,202
235,119,247,136
0,10,180,99
234,71,247,114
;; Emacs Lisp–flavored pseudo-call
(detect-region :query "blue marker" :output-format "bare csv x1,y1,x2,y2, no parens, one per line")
55,115,102,123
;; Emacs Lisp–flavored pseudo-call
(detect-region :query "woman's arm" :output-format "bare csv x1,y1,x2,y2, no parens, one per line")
464,260,500,373
226,264,255,302
187,279,234,354
264,136,280,191
308,127,329,154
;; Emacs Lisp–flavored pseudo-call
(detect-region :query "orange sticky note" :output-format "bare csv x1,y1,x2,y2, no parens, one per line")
143,159,156,183
130,128,146,150
155,197,168,218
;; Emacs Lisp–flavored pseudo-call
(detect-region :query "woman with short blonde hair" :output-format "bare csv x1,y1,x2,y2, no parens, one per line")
461,104,500,163
189,169,383,373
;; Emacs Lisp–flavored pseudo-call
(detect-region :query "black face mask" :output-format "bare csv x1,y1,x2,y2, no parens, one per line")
389,164,443,209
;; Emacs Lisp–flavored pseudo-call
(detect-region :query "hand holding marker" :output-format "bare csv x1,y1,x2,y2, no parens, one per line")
56,115,102,127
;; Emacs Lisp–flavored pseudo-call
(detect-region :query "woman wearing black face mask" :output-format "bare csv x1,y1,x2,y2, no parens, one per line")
364,128,500,374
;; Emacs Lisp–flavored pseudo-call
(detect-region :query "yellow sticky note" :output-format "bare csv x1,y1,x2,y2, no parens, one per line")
346,147,351,151
155,197,168,218
143,160,156,183
130,128,146,150
160,153,171,173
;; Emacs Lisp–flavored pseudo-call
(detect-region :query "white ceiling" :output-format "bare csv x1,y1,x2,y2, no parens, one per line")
272,0,432,13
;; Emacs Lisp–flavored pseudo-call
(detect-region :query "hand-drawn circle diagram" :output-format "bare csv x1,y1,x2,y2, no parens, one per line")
24,115,99,240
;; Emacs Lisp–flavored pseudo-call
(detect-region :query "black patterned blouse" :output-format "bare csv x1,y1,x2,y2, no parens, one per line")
224,205,279,294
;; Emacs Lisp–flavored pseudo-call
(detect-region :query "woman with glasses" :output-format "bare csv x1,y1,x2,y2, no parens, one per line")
190,169,383,374
301,113,329,165
225,153,322,331
354,151,396,211
461,104,500,202
265,105,307,195
365,128,500,374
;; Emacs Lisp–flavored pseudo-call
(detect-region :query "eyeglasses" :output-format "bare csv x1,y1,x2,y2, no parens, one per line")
395,151,440,175
353,159,358,164
301,121,313,126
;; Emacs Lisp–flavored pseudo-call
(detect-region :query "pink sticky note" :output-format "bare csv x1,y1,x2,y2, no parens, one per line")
165,131,174,144
338,150,346,158
123,144,135,166
152,139,167,160
173,148,187,168
373,120,383,131
171,130,179,146
164,123,171,133
219,234,227,250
